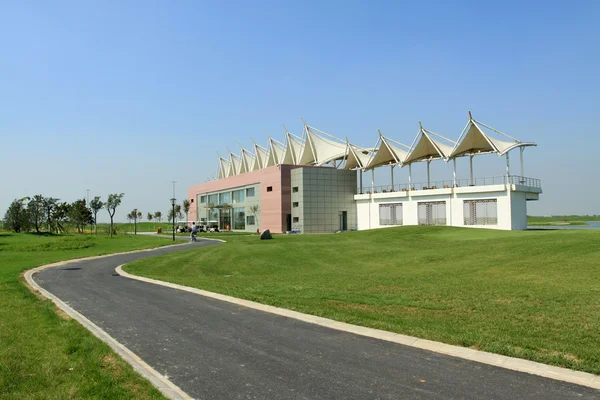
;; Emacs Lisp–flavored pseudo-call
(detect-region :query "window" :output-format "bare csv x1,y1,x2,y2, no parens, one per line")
292,187,298,193
233,207,245,230
379,204,403,225
293,217,299,223
208,194,218,206
190,198,194,203
246,187,255,197
464,199,498,225
247,215,255,225
200,196,206,204
293,202,299,208
266,186,273,192
232,189,245,204
418,201,446,226
219,192,230,205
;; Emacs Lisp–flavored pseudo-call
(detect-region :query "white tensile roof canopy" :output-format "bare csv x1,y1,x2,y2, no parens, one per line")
450,112,536,159
281,128,304,165
364,132,411,170
212,112,536,182
297,125,348,166
343,141,372,170
404,123,456,165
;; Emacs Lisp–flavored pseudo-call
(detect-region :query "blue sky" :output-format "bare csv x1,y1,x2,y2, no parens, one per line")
1,1,598,222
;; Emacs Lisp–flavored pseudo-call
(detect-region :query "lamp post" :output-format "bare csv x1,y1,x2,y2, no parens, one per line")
170,197,176,241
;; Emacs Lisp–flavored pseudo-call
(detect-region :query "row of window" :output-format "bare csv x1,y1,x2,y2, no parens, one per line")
378,199,498,226
200,187,255,205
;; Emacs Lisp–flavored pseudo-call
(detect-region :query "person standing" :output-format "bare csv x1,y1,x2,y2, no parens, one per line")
191,222,199,242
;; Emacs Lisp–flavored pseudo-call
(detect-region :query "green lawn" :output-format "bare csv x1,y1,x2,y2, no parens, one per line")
125,226,600,375
0,233,172,399
528,215,600,226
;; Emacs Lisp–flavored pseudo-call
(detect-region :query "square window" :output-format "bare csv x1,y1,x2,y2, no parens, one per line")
246,215,255,225
293,217,299,223
292,187,299,193
266,186,273,192
293,202,299,208
246,187,255,197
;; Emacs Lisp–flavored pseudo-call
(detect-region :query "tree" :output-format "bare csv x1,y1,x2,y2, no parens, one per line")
70,199,93,234
27,195,46,233
42,197,59,233
182,200,190,223
248,204,260,230
221,203,232,230
89,196,104,235
154,211,162,223
3,198,29,233
147,212,153,222
174,204,182,222
130,208,141,234
106,193,124,238
53,202,71,233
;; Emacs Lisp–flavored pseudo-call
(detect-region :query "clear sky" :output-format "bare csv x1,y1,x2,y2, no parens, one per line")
1,0,598,222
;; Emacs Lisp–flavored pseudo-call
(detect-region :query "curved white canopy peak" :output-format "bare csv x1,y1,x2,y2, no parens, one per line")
240,148,255,173
298,125,347,166
252,143,268,170
404,126,456,165
344,143,372,170
228,152,243,176
282,132,304,165
218,156,232,179
450,114,537,159
265,138,285,167
365,135,410,171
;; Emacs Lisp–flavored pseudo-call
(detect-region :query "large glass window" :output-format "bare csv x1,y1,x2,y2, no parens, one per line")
207,209,219,227
233,207,245,230
379,204,403,225
232,189,245,204
246,187,255,197
208,194,218,206
219,192,231,205
418,201,446,225
464,199,498,225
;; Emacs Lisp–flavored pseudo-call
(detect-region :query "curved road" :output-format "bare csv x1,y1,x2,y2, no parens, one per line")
34,239,598,400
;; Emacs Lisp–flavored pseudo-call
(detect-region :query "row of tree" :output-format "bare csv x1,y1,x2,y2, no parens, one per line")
3,193,124,236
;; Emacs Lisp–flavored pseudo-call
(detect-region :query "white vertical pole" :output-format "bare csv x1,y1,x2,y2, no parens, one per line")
453,158,457,187
360,170,363,193
469,155,474,186
371,169,375,192
520,147,524,177
427,160,431,187
391,165,394,188
506,151,510,183
408,164,412,190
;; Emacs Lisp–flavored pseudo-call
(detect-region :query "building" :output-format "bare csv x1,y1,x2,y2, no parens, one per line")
187,112,542,233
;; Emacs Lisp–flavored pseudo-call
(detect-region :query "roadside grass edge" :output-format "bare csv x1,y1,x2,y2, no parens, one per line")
117,262,600,390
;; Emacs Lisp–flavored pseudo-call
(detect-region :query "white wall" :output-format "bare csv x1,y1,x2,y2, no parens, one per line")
355,184,537,231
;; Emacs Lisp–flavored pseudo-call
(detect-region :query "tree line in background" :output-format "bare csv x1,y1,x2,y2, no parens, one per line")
2,194,192,236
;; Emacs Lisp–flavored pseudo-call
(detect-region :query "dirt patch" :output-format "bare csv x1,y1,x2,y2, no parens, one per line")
496,298,513,304
101,354,123,377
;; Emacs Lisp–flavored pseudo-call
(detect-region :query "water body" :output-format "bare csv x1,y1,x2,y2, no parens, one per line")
528,221,600,230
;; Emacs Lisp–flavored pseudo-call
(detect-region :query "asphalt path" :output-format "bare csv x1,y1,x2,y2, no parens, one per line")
34,239,599,400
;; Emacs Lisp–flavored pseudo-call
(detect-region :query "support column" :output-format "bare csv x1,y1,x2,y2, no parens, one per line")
371,169,375,192
469,155,474,186
408,164,412,190
427,160,431,187
359,170,363,193
453,158,457,187
520,147,524,177
391,165,394,189
506,151,510,184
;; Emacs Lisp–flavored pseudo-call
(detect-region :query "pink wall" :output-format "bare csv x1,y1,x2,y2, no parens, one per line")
187,165,298,233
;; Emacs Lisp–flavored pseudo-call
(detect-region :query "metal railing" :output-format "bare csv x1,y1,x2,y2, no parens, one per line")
357,175,541,194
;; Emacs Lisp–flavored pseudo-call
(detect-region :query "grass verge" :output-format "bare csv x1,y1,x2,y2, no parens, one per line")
125,226,600,375
0,233,172,399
